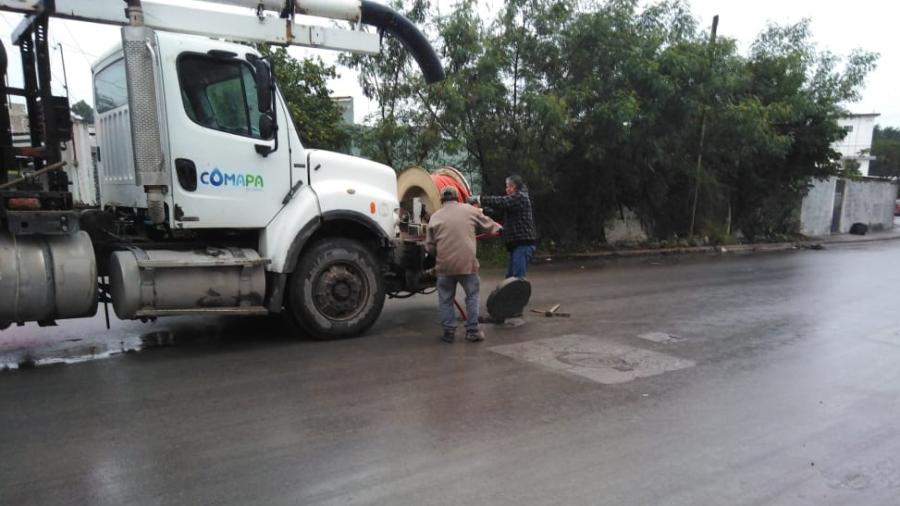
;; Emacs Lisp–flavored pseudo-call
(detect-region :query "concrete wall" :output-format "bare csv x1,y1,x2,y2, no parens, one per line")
604,207,648,244
838,178,897,233
800,177,837,237
800,176,896,237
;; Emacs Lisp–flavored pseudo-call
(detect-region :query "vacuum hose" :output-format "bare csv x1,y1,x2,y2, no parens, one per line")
359,0,445,83
179,1,446,82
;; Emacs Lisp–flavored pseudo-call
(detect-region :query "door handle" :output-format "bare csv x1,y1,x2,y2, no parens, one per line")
175,158,197,191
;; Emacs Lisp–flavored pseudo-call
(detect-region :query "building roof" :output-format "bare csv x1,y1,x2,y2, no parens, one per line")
841,113,881,118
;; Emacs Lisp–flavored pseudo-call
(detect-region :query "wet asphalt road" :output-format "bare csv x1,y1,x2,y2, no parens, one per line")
2,241,900,505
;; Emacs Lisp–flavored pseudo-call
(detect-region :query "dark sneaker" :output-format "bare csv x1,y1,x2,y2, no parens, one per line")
465,330,484,343
441,331,455,343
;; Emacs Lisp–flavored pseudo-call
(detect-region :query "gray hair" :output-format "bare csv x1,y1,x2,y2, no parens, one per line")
506,174,524,191
441,186,459,202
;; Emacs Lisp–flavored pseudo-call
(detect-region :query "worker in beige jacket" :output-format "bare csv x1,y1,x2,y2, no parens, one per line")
426,186,502,343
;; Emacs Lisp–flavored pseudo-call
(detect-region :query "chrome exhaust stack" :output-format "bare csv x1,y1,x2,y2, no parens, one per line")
123,0,167,224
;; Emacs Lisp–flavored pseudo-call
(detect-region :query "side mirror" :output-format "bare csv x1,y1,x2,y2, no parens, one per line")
252,58,273,114
248,54,279,157
258,113,275,140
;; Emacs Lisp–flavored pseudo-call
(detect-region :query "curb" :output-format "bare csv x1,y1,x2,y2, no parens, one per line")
821,234,900,246
534,233,900,263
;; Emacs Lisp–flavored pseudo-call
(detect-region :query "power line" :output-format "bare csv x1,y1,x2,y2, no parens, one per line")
57,41,97,60
59,20,95,67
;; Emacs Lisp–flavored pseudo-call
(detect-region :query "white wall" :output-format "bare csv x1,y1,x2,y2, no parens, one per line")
604,207,648,244
838,178,897,233
800,176,896,236
799,177,837,237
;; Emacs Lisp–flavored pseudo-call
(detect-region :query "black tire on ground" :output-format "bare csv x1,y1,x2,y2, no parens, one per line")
287,238,385,339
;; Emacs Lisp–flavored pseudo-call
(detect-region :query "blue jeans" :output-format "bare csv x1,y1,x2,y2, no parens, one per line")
437,274,480,333
507,244,536,278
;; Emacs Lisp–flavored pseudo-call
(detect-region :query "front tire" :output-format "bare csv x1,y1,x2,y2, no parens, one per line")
287,238,385,339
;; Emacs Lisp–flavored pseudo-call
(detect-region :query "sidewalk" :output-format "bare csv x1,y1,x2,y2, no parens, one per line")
535,222,900,263
817,222,900,244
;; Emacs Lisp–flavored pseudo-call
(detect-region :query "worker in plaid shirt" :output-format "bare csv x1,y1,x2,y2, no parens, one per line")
468,174,537,279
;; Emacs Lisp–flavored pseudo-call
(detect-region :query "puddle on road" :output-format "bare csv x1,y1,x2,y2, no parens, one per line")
0,317,288,371
1,330,183,371
490,334,695,384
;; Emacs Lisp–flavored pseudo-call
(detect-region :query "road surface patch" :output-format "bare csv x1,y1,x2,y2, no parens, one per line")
636,332,685,344
490,334,695,384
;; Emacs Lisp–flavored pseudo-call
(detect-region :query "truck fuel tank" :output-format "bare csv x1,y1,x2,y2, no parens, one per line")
0,231,99,326
108,247,268,319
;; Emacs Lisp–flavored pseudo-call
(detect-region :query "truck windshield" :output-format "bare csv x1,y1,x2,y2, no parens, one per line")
177,54,266,139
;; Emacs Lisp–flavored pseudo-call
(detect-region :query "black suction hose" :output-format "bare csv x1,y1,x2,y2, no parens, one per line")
360,0,445,83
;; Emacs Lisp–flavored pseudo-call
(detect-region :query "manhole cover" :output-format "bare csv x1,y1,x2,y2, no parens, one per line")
491,334,695,384
486,278,532,320
556,352,635,371
637,332,685,344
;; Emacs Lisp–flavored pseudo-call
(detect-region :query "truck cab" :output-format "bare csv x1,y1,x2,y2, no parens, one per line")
0,0,444,338
94,33,397,232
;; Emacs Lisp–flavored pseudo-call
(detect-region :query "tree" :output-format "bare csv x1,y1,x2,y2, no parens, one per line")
259,45,350,152
725,20,877,237
339,0,442,170
71,99,94,124
870,126,900,179
339,0,878,246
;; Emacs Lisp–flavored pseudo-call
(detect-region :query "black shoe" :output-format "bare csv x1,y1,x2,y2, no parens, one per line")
441,331,455,343
465,330,484,343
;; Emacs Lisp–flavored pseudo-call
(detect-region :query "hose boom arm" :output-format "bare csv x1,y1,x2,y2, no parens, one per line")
0,0,445,82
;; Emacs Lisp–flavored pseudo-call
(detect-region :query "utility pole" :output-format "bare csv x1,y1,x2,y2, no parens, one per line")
689,15,718,238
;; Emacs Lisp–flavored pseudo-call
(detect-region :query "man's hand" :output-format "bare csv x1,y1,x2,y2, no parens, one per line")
467,195,480,205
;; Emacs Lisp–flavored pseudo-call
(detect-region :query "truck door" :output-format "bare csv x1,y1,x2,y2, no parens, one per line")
159,36,291,228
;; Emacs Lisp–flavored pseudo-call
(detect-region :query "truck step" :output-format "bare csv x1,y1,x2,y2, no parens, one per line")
134,306,269,317
135,257,271,269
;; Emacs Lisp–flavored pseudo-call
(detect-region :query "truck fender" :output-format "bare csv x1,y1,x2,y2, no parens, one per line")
260,184,321,274
261,192,390,313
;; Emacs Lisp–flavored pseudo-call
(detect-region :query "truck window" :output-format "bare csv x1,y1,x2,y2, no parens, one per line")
177,55,267,139
94,59,128,113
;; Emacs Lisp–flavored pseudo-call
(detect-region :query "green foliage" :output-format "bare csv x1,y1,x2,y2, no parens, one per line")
344,0,877,245
475,240,509,269
870,126,900,179
338,0,442,169
259,45,350,152
71,99,94,124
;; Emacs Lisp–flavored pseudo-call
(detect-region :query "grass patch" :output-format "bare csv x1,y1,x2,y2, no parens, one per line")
477,240,508,269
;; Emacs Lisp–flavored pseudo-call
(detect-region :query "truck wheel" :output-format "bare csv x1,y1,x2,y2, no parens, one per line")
287,238,385,339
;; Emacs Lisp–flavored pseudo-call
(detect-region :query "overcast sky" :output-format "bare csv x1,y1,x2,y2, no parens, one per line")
0,0,895,127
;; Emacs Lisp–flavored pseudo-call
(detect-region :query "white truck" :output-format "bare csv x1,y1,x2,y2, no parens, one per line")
0,0,447,338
